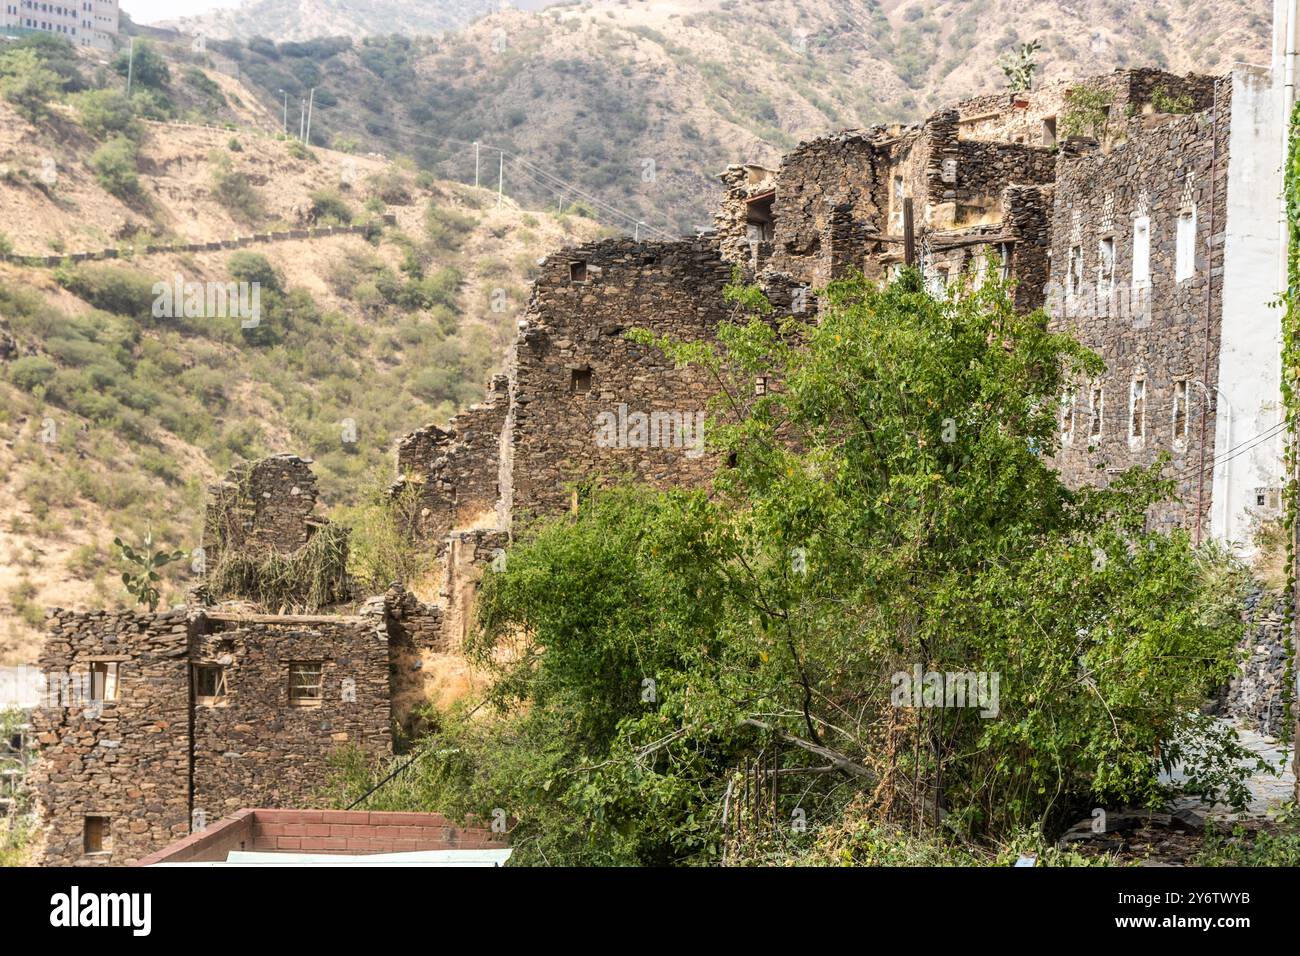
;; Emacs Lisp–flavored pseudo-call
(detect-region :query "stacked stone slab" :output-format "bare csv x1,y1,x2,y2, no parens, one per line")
190,610,391,820
396,375,510,548
203,454,325,562
31,609,193,866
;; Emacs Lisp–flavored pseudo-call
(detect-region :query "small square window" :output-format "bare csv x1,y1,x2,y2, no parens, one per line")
194,664,228,705
84,816,111,855
569,261,588,283
288,662,323,707
570,367,592,395
88,662,118,702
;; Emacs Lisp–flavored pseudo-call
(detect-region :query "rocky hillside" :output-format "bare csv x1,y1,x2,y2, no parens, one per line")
0,37,600,664
158,0,512,43
196,0,1271,234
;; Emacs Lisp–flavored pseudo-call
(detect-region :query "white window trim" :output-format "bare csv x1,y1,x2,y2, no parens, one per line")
1175,206,1197,283
1128,377,1146,450
1131,215,1151,290
1089,384,1104,441
1172,379,1190,450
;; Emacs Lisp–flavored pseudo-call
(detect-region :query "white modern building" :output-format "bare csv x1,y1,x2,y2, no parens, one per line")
1,0,119,51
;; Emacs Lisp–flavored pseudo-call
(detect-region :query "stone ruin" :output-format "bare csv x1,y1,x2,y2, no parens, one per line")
36,64,1290,863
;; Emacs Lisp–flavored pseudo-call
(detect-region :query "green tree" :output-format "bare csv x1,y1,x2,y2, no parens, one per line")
0,49,61,121
112,39,170,90
333,270,1261,865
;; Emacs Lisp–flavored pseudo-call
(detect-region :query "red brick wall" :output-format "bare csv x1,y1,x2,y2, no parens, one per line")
135,809,508,864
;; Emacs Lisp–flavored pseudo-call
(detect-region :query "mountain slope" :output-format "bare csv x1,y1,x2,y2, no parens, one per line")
161,0,509,43
0,43,600,664
205,0,1272,236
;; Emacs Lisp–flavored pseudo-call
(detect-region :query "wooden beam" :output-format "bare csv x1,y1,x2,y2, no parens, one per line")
903,198,916,266
200,612,371,626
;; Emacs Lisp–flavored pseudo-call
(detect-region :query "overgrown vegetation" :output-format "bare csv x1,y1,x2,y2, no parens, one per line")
1061,84,1115,139
114,531,187,611
335,477,434,594
330,270,1260,865
207,523,351,611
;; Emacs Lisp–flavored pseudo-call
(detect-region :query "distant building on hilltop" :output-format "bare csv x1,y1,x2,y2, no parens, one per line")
2,0,119,52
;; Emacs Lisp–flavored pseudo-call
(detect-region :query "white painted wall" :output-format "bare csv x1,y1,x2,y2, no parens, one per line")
1212,66,1286,551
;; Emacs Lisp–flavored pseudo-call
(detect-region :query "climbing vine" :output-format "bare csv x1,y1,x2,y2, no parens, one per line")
1279,102,1300,748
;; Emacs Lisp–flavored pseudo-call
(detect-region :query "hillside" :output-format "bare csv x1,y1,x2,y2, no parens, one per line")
0,37,601,664
159,0,556,43
193,0,1272,235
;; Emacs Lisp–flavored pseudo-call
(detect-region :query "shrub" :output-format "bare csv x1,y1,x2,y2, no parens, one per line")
227,251,283,293
367,168,412,205
91,136,142,200
1151,86,1195,115
285,139,317,162
334,478,432,593
211,163,264,222
112,40,170,90
74,88,141,141
309,190,353,225
7,355,57,391
424,203,475,250
183,66,224,102
55,265,156,320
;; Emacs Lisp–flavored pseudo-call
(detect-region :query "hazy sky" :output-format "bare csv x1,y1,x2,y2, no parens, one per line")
121,0,244,24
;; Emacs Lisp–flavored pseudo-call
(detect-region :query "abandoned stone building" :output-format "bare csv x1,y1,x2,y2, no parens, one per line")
34,54,1293,863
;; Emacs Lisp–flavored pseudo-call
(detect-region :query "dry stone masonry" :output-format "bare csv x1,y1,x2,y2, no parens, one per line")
37,64,1289,863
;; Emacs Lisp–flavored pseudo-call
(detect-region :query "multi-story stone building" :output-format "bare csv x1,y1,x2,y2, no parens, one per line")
2,0,119,52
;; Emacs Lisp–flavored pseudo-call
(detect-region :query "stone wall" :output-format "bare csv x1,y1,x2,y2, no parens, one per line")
716,164,778,269
1046,99,1230,534
33,603,393,865
760,132,883,285
31,609,192,866
203,454,325,562
396,375,510,547
189,611,391,820
508,236,736,522
955,69,1217,146
1223,591,1289,739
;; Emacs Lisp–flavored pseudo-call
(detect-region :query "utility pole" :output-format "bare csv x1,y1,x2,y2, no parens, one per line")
125,37,135,97
299,99,306,143
278,89,287,135
497,150,504,207
304,88,316,146
474,142,480,189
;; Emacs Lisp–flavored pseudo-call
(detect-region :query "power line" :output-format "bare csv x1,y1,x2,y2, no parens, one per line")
307,108,676,240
